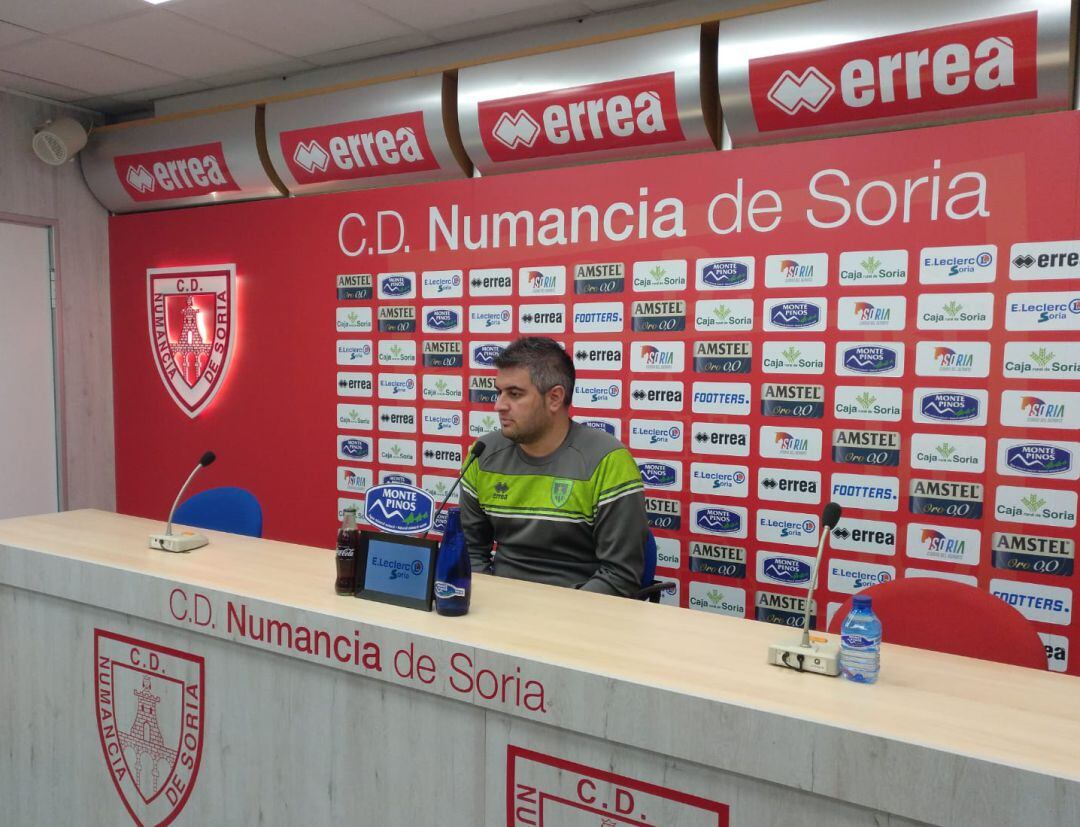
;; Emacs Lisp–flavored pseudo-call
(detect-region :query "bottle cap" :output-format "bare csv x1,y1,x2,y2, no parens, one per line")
853,594,872,609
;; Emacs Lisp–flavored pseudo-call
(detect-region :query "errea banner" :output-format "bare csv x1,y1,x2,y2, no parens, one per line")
279,111,439,184
746,13,1038,133
476,73,684,162
115,142,240,202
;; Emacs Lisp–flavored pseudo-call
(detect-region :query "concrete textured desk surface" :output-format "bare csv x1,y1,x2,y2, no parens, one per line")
1,510,1077,826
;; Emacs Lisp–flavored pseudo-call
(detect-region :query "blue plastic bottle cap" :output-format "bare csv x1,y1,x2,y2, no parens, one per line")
853,594,872,609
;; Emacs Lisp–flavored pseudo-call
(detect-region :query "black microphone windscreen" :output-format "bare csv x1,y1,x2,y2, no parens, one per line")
822,502,842,530
472,442,486,458
199,451,216,467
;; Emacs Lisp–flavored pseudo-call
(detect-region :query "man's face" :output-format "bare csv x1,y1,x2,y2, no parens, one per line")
494,366,556,444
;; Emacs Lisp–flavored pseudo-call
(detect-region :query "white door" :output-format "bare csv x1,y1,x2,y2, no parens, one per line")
0,221,59,518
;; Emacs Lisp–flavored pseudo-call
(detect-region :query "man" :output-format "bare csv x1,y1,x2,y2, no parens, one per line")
460,336,647,597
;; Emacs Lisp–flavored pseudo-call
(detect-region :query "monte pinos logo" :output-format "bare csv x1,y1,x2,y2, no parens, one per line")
94,629,205,827
147,264,237,418
749,13,1037,132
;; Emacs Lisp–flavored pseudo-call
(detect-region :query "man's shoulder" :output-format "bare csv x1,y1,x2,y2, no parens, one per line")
567,421,632,465
475,430,514,459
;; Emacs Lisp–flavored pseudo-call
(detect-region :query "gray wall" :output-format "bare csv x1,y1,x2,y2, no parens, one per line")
0,91,114,511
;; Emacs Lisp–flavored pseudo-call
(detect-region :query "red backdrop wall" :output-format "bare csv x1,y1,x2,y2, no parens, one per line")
111,110,1080,674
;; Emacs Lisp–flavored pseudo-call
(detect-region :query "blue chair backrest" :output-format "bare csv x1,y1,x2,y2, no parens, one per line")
641,530,657,589
172,486,263,538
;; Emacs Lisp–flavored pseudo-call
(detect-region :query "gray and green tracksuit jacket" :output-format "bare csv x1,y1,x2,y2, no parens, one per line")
460,421,647,597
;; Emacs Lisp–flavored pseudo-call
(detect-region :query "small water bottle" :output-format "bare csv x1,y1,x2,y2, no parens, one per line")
840,594,882,684
434,508,471,616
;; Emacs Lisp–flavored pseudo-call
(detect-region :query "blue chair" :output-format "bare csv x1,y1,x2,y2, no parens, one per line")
633,531,674,602
172,486,263,538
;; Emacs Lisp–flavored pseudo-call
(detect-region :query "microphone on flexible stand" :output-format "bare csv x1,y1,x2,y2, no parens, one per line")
426,442,485,536
767,502,843,676
149,451,216,552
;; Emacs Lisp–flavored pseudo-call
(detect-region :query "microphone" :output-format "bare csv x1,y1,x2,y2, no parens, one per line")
148,451,216,552
426,442,485,537
768,502,843,676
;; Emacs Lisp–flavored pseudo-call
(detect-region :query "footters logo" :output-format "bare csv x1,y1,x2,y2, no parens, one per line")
94,629,205,827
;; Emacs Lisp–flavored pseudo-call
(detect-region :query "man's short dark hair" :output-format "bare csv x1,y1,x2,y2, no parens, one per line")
495,337,576,407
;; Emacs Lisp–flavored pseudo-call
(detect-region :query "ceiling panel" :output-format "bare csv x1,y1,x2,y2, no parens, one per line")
0,21,42,49
0,68,90,102
111,77,214,103
62,10,297,78
165,0,413,57
0,37,180,96
301,32,439,67
359,0,570,32
0,0,150,35
434,1,593,42
195,58,318,89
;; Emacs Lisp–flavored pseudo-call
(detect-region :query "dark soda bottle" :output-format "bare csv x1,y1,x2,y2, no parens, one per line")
335,507,360,595
434,508,471,616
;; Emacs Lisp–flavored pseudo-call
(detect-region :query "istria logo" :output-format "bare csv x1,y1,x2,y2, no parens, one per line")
775,431,808,453
852,301,889,323
768,300,821,329
920,392,981,422
695,507,743,535
842,345,898,374
698,258,751,289
638,461,679,488
635,343,679,371
1014,394,1069,426
935,346,972,370
1005,444,1073,476
519,266,565,296
915,527,975,563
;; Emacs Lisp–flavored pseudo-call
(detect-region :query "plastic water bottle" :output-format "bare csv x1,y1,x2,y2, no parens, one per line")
434,508,471,616
840,594,882,684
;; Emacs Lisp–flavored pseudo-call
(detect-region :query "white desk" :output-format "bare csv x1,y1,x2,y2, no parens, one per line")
1,510,1077,826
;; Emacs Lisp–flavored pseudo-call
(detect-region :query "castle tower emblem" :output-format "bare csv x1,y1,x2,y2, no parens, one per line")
95,629,205,827
147,264,236,418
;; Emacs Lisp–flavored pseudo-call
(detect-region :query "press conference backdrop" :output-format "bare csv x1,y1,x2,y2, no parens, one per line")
109,111,1079,675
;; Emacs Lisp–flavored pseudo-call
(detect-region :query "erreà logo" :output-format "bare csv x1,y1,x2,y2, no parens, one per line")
115,142,240,202
478,72,684,162
147,265,236,418
94,629,205,827
749,13,1037,132
279,111,438,183
364,483,434,534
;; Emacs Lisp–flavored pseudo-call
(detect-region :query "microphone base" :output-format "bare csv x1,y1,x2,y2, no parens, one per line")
768,639,840,676
149,532,209,553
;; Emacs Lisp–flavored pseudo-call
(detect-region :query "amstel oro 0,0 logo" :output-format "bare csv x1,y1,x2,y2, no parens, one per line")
94,629,205,827
147,264,236,418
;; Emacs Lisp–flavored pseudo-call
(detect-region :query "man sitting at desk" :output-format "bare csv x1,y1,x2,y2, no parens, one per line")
460,336,647,597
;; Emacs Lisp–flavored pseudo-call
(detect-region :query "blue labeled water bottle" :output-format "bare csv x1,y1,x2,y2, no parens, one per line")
840,594,882,683
434,508,471,616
